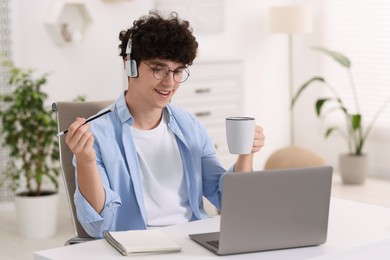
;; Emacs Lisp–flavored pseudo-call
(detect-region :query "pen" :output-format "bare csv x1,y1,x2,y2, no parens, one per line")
57,107,113,137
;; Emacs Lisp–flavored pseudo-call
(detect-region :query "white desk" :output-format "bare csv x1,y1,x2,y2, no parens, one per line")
34,198,390,259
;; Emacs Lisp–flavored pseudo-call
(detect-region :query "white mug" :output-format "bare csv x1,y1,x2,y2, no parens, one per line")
225,117,255,154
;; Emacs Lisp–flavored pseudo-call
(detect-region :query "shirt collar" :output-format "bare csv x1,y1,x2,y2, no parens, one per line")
115,91,175,127
115,91,134,125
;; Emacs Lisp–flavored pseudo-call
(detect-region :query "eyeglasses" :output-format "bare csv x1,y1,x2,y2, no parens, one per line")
142,61,190,83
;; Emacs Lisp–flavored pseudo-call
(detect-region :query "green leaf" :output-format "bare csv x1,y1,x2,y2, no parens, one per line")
315,98,332,116
291,76,325,108
351,114,361,130
325,127,335,138
312,47,351,68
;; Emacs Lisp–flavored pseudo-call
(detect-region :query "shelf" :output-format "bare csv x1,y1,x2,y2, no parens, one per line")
44,1,93,46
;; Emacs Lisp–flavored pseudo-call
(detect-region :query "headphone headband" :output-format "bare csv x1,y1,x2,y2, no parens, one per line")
126,38,132,54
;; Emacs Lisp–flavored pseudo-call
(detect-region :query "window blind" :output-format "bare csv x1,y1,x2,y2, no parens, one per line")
320,0,390,130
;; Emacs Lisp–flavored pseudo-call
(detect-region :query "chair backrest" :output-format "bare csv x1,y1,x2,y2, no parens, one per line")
53,100,113,238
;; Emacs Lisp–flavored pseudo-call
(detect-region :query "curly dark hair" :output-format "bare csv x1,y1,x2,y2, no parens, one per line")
118,10,198,66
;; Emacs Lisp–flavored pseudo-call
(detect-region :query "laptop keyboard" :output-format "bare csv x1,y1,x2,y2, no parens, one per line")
206,240,220,249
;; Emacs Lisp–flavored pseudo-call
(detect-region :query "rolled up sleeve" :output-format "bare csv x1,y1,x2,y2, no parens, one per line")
74,185,121,238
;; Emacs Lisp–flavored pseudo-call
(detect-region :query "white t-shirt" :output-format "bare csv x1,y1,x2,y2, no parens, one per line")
131,111,192,227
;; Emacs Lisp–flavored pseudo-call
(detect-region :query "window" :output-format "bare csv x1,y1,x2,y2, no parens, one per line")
0,0,12,202
320,0,390,131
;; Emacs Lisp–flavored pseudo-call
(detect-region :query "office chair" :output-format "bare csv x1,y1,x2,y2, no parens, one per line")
53,100,113,245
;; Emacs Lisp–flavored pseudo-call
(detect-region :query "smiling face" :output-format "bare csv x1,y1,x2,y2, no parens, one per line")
126,58,184,112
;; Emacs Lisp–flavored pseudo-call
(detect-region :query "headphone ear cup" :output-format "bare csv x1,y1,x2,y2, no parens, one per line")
125,60,131,77
125,59,138,78
129,59,138,78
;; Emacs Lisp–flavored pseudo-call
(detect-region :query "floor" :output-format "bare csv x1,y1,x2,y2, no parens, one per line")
331,174,390,208
1,173,390,260
0,196,74,260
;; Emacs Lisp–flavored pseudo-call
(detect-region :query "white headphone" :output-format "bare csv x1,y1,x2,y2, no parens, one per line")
125,37,138,78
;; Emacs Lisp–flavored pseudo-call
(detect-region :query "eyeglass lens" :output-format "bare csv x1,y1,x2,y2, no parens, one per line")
145,62,189,83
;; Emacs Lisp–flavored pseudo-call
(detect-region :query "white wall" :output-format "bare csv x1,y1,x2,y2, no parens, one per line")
12,0,390,175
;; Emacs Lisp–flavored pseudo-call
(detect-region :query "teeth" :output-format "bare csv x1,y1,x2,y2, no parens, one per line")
157,90,169,95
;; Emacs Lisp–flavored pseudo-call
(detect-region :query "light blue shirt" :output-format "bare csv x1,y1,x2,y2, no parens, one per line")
74,93,233,238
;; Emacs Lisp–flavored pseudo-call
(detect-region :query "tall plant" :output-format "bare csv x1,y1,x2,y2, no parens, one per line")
0,59,60,196
291,47,390,155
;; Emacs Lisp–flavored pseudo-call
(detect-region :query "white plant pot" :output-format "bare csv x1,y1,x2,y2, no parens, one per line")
339,154,368,185
14,192,59,238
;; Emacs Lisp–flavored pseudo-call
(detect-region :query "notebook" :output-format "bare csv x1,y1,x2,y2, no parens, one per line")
189,166,333,255
103,229,181,255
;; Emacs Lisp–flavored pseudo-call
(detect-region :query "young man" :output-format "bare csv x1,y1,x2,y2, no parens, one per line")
66,11,265,238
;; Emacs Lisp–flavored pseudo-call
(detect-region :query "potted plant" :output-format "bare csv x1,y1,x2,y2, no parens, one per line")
291,47,390,184
0,58,60,237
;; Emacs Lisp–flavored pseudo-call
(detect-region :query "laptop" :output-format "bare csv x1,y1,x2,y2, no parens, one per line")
189,166,333,255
